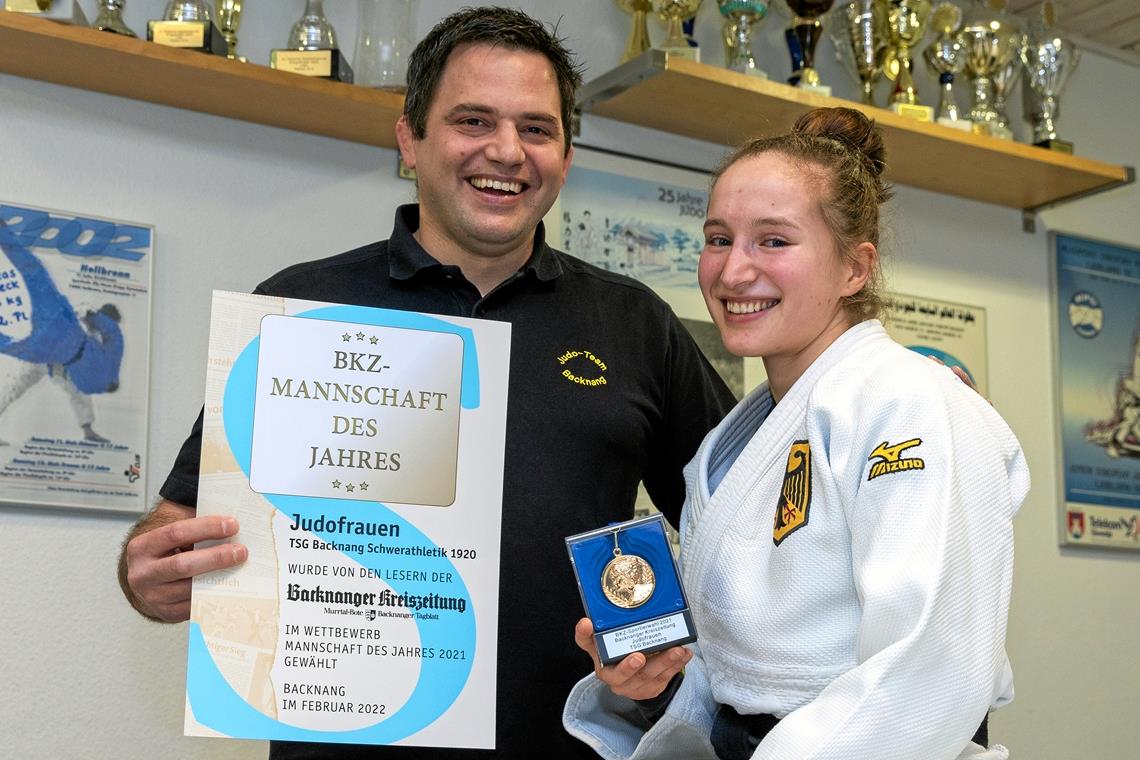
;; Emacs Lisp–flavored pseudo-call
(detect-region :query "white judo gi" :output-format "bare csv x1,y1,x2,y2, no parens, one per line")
564,320,1030,760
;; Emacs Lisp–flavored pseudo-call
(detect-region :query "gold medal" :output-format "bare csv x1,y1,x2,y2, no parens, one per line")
601,530,655,608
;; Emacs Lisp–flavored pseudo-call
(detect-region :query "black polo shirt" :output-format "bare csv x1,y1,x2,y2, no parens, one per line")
161,205,735,760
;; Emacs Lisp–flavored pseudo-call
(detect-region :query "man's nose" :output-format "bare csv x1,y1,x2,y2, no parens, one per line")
485,124,525,165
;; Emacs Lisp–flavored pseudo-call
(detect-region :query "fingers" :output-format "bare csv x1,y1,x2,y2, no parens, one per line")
602,647,690,701
123,506,247,623
575,615,692,701
131,513,238,557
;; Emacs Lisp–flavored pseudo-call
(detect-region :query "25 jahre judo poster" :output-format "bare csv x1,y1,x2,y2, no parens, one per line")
1053,233,1140,550
0,201,151,513
186,291,510,748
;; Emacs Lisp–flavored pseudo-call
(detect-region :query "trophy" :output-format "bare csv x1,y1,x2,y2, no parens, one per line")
566,514,696,666
354,0,412,89
959,0,1022,138
617,1,653,64
991,44,1024,139
1021,0,1079,152
784,0,835,94
718,1,770,77
882,0,933,121
92,0,137,37
271,0,353,83
922,2,969,130
652,0,703,61
828,0,886,106
215,0,244,61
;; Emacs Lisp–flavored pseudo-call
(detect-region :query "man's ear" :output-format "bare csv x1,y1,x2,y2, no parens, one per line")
395,115,417,170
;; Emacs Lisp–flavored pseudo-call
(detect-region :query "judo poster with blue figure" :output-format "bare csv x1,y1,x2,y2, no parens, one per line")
186,291,509,748
1052,232,1140,550
0,201,151,513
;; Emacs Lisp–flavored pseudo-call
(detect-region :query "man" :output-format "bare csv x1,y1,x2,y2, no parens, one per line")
118,7,735,759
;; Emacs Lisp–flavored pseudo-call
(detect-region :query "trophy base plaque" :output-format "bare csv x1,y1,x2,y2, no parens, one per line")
798,82,832,97
271,49,355,83
1034,138,1073,154
659,45,700,63
148,20,227,55
889,102,934,122
6,0,87,24
566,514,696,666
936,117,973,132
971,121,1013,141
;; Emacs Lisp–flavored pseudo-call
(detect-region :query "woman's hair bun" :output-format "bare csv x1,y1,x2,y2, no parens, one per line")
792,107,887,180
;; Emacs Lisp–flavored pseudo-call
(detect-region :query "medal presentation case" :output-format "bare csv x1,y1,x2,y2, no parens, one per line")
566,514,695,665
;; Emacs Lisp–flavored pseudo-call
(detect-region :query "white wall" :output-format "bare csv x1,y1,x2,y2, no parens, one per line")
1,1,1137,758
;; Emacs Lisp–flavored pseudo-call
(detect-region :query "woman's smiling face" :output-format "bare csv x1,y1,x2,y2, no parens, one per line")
699,152,871,396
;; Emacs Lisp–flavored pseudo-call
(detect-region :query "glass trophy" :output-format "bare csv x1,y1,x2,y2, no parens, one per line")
566,514,696,665
1020,0,1079,152
922,2,969,130
353,0,412,90
882,0,934,121
271,0,354,82
652,0,703,62
828,0,887,106
718,0,769,78
148,0,228,55
91,0,137,37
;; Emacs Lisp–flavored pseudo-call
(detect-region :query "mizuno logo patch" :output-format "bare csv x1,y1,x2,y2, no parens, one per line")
867,438,925,481
773,441,811,546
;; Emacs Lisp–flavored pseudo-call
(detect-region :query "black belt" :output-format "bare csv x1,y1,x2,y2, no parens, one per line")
711,703,989,760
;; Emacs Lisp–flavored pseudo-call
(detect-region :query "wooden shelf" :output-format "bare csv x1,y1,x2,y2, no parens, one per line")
578,50,1134,212
0,10,403,148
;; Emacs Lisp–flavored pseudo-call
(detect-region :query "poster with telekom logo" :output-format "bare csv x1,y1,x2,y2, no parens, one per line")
186,291,510,748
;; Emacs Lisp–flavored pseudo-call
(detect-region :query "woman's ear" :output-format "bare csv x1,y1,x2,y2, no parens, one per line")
843,241,877,297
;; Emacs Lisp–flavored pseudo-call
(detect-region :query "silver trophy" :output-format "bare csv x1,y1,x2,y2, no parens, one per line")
92,0,137,36
288,0,336,50
958,0,1022,138
1021,0,1079,151
828,0,886,106
718,0,770,77
922,2,966,127
272,0,351,81
991,33,1025,138
163,0,211,22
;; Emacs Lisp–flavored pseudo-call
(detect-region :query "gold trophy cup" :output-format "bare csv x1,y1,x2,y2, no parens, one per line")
881,0,933,121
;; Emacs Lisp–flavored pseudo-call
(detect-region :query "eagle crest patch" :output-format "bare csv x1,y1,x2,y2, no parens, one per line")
867,438,925,481
773,441,811,546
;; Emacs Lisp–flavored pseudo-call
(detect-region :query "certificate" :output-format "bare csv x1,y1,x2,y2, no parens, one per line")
185,291,511,748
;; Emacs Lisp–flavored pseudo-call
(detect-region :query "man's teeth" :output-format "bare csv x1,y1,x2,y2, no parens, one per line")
725,299,778,315
470,178,523,193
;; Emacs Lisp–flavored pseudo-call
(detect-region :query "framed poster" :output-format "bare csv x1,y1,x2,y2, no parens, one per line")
883,293,988,396
0,201,152,513
1051,232,1140,550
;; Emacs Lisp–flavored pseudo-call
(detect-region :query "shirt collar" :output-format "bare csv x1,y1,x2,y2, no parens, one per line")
388,204,563,283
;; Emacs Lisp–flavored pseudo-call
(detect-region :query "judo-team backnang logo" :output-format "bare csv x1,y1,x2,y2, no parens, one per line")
867,438,925,481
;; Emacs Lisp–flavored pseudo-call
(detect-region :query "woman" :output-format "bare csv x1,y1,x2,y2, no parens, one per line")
563,107,1029,760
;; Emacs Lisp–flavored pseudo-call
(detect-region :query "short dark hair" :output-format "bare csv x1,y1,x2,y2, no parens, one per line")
403,6,583,154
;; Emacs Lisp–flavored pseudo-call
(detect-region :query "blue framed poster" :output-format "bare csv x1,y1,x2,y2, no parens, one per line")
1052,232,1140,549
